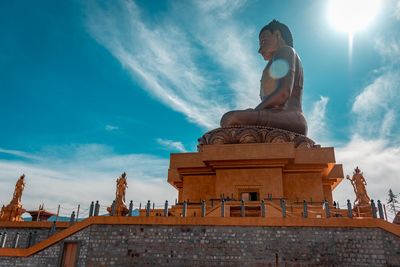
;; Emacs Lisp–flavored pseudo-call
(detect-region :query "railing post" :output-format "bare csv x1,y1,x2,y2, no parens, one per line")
371,199,377,218
94,200,100,216
261,200,266,217
129,200,133,216
240,199,245,217
89,201,94,217
12,232,19,248
220,199,225,217
48,221,56,237
182,201,187,217
69,211,75,225
111,200,116,216
280,199,286,218
164,200,169,217
347,200,353,218
76,204,80,222
324,200,331,218
377,200,384,219
146,200,151,217
201,200,206,217
303,200,308,218
1,232,7,248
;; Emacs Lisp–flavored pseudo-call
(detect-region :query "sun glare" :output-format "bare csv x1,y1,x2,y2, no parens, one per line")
328,0,381,34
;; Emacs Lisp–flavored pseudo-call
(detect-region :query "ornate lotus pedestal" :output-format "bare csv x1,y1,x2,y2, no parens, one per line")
167,126,344,218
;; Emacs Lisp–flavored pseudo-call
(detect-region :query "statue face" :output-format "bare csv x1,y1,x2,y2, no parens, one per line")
258,30,279,61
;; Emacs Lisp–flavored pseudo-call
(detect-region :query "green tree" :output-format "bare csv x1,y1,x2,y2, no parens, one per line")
387,189,399,214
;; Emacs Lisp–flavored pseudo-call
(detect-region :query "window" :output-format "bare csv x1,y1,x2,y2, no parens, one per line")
241,192,259,201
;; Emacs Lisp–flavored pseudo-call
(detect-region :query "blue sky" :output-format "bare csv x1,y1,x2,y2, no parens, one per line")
0,0,399,218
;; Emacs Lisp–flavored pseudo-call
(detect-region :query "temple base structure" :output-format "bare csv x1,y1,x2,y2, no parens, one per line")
166,142,344,218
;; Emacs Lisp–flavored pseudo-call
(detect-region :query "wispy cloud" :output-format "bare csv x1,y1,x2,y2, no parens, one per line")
85,0,262,130
156,138,187,152
306,96,330,144
105,124,119,131
0,145,176,216
0,147,43,161
196,0,248,19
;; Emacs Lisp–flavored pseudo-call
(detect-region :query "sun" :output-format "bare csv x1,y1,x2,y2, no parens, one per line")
328,0,381,34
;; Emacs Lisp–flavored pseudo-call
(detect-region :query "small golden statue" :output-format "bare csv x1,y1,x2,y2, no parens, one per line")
346,167,371,216
0,174,26,221
107,172,129,216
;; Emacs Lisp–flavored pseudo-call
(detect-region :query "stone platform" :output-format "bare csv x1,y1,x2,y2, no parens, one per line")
168,142,344,218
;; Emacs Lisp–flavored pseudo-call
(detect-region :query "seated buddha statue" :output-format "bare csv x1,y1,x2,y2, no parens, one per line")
220,20,308,136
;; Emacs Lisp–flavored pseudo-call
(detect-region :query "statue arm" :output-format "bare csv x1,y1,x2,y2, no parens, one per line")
255,46,295,110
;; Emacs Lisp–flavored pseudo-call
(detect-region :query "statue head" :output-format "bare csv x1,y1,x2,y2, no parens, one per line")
258,20,293,60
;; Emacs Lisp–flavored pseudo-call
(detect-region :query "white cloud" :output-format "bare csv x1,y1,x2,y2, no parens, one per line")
334,136,400,220
0,145,177,217
156,138,187,152
306,96,330,144
395,0,400,19
105,124,119,131
351,72,400,139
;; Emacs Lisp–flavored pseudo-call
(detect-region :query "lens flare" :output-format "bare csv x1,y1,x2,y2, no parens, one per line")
328,0,381,34
269,59,289,79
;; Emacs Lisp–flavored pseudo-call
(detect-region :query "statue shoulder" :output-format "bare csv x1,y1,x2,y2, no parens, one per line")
274,45,296,58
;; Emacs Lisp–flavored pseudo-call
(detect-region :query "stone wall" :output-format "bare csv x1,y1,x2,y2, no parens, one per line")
0,225,399,266
0,227,53,249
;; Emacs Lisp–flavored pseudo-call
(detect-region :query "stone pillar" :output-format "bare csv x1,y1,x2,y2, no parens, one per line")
261,200,266,217
303,200,308,218
48,222,56,237
371,200,377,218
182,201,187,217
146,201,151,217
377,200,384,219
347,200,353,218
129,201,133,216
221,199,225,217
201,200,206,217
111,201,116,216
280,199,286,218
324,201,331,218
69,211,75,224
94,200,100,216
89,201,94,217
163,200,169,217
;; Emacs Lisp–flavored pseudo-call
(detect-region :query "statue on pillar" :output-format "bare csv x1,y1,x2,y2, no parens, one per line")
107,172,129,216
12,174,25,204
346,167,371,216
0,174,26,221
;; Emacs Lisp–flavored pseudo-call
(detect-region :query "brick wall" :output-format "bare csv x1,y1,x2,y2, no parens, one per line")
0,225,399,266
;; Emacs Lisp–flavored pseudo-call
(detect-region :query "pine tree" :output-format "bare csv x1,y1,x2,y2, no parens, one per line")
387,189,399,214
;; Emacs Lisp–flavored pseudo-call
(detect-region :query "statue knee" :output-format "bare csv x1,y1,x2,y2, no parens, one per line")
220,111,239,127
